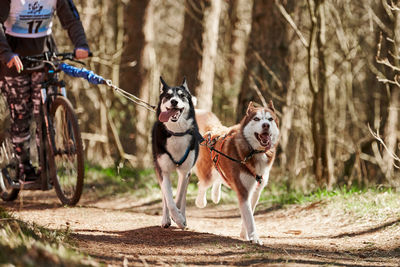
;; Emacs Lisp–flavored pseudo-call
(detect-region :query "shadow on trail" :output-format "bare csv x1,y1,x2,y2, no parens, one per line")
73,225,244,247
199,204,284,219
1,193,62,211
331,217,400,239
72,226,387,267
267,217,400,241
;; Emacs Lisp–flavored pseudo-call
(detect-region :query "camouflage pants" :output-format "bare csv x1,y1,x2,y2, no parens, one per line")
0,72,45,166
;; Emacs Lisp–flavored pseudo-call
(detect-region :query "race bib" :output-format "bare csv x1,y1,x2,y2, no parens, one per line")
4,0,57,38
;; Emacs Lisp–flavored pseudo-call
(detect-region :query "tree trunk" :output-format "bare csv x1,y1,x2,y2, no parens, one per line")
195,0,222,111
177,0,205,90
382,6,400,180
120,1,149,96
237,0,292,121
118,0,150,156
226,0,253,120
308,0,334,188
134,0,158,168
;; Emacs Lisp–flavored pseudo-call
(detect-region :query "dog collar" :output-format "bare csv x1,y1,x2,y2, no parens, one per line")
165,127,194,137
242,149,265,163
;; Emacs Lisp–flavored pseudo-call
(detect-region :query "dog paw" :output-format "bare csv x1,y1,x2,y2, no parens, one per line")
178,220,187,230
161,221,171,228
161,217,171,228
195,194,207,208
211,183,221,204
173,217,187,229
171,211,187,229
248,234,263,245
250,238,263,245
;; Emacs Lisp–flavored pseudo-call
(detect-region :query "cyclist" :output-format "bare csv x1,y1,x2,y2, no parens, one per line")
0,0,90,182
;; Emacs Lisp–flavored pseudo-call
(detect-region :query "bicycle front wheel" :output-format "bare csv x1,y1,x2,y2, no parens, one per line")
0,136,19,201
48,96,84,205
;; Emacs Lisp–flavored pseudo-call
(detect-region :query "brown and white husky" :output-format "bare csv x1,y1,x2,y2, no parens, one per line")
194,101,279,244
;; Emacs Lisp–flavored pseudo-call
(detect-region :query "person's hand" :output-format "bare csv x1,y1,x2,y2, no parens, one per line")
75,48,89,59
7,55,23,73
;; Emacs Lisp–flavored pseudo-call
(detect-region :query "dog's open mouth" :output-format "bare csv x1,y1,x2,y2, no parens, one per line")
255,132,272,150
159,107,184,122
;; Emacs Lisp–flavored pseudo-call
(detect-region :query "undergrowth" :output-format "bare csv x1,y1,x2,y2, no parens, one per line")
257,184,400,224
85,164,158,200
85,164,400,222
261,184,382,206
0,207,98,266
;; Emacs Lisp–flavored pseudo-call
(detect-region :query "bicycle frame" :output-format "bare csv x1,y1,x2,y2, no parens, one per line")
1,68,67,191
1,51,86,205
39,69,66,190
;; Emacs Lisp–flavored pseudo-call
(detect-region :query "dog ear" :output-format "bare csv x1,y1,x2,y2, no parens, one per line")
160,76,169,93
246,101,255,115
191,96,197,107
268,100,275,112
182,77,190,93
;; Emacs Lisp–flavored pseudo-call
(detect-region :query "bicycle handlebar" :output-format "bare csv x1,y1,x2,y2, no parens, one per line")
22,51,93,66
21,51,106,85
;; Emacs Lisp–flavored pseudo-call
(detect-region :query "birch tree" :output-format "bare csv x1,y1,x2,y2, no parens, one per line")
195,0,222,111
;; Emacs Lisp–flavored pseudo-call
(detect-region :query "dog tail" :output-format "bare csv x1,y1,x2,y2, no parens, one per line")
195,109,225,135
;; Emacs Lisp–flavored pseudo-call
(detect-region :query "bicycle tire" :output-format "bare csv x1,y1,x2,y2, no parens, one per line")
48,96,84,205
0,137,19,201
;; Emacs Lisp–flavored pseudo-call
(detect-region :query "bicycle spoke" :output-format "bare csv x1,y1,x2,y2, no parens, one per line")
49,97,84,205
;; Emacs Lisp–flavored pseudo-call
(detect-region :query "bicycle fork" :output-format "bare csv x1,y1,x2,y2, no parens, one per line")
40,88,56,190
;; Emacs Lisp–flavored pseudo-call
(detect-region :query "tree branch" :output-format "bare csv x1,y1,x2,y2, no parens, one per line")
274,0,308,48
368,124,400,168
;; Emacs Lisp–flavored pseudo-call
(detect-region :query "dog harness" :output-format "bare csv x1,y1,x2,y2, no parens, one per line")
202,133,272,184
164,127,199,167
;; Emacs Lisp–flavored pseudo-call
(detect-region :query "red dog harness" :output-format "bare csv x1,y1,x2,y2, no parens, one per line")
202,133,272,184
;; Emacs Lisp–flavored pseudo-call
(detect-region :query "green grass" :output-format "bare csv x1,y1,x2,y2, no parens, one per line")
0,207,99,267
257,183,400,224
325,188,400,223
84,164,241,206
84,164,400,226
84,164,159,199
85,165,400,220
259,183,395,206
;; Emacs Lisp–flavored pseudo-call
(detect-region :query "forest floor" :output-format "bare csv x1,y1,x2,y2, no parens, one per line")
3,187,400,267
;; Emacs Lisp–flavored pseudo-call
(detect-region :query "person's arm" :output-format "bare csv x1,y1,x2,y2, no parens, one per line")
0,0,14,64
0,0,23,72
56,0,90,58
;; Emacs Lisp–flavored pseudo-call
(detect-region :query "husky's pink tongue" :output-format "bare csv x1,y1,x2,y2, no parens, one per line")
159,109,179,122
259,133,272,150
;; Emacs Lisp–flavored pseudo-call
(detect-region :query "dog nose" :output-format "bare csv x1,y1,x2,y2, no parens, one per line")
262,123,270,129
171,99,178,106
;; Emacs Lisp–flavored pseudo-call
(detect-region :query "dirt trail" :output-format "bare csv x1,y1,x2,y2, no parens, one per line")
3,190,400,266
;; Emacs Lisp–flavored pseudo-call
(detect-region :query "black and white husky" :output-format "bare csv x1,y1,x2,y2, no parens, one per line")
152,77,201,229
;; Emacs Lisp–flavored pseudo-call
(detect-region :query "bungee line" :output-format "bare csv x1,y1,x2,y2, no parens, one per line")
104,79,157,113
59,62,157,112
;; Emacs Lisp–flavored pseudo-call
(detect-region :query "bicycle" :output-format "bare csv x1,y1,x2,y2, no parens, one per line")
0,52,86,205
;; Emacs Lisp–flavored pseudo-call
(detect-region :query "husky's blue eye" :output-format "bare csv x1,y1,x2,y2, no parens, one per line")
254,117,260,121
